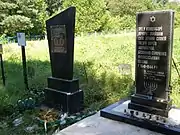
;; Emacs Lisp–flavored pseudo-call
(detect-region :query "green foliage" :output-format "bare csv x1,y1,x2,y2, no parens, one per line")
102,15,121,33
62,0,109,34
0,34,8,44
2,15,33,34
45,0,63,16
102,15,135,33
0,0,47,36
102,0,158,32
106,0,156,17
175,12,180,28
103,0,180,33
162,2,180,28
119,15,136,30
1,0,180,35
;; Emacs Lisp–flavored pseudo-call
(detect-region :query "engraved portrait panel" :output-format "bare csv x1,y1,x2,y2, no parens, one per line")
50,25,67,53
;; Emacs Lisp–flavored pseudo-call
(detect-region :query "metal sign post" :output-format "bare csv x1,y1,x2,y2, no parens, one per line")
0,44,5,86
17,33,29,90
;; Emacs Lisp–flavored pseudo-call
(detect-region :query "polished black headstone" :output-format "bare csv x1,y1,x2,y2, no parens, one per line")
100,10,179,135
46,7,75,80
135,11,174,99
44,7,84,114
128,10,174,117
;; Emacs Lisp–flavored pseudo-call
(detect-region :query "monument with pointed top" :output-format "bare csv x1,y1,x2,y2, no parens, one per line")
44,7,84,114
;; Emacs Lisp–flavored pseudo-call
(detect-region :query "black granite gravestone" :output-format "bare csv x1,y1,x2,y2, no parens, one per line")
100,10,180,135
128,10,174,117
44,7,84,114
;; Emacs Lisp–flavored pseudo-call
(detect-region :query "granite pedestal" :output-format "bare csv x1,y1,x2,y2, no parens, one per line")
100,100,180,135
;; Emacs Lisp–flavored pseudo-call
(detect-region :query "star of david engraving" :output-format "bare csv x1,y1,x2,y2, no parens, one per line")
150,16,156,22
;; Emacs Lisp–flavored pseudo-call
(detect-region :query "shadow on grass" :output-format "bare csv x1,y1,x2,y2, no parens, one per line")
0,60,51,116
74,61,134,110
0,59,134,115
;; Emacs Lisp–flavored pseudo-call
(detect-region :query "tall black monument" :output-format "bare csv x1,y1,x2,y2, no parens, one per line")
128,10,174,117
100,10,180,134
45,7,84,114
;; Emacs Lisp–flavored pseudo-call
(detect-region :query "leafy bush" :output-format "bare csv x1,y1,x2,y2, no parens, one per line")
106,0,155,17
102,0,180,32
1,0,180,35
101,15,121,33
61,0,180,34
0,34,8,44
0,0,47,36
62,0,109,34
164,2,180,28
102,15,135,33
2,15,33,34
119,15,136,30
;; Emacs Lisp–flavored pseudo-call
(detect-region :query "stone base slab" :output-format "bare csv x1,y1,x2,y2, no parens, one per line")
54,112,163,135
100,100,180,135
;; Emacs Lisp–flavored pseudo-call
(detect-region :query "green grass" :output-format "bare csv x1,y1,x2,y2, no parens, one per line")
74,29,180,107
1,29,180,112
0,29,180,134
0,32,136,114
